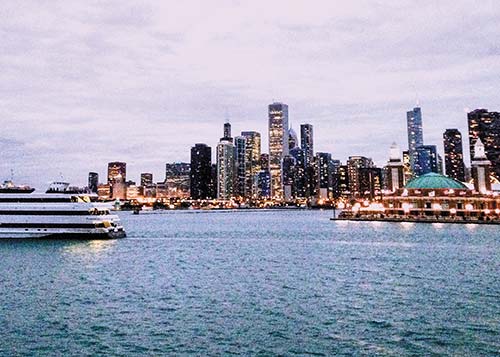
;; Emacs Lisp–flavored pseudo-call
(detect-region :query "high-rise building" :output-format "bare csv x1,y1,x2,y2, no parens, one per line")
288,127,298,150
402,150,412,183
290,147,306,198
330,159,341,199
415,145,439,175
88,172,98,193
337,165,349,198
359,167,383,200
234,136,247,197
257,169,271,199
217,122,235,200
471,138,492,193
140,173,153,187
165,163,191,198
282,155,295,201
268,102,289,198
443,129,466,182
406,107,424,176
300,124,314,167
467,109,500,179
316,152,332,199
222,122,233,143
241,131,261,198
347,156,374,197
386,143,405,192
107,162,126,200
190,143,212,199
260,153,269,171
107,162,126,185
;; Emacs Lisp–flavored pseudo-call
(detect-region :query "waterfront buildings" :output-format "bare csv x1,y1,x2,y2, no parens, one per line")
88,172,98,193
467,109,500,179
443,129,465,182
406,107,424,176
190,143,212,199
268,102,289,198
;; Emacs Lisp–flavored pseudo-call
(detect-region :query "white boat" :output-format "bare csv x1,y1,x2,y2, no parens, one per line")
0,182,126,239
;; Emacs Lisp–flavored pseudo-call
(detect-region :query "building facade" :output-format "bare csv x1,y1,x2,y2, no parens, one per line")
268,102,289,198
190,143,212,199
241,131,261,198
467,109,500,179
88,172,99,193
406,107,424,176
300,124,314,168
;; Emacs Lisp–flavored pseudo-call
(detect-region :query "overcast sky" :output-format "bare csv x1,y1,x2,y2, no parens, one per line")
1,0,499,188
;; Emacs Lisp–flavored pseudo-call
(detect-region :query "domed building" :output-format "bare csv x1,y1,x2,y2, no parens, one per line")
342,172,500,223
380,172,499,221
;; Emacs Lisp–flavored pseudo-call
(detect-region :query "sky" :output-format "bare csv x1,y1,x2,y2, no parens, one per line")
1,0,499,189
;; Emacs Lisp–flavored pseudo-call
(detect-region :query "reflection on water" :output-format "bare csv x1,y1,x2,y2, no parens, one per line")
62,239,117,257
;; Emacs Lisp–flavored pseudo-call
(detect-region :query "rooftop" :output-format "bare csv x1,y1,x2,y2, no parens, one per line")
405,172,469,190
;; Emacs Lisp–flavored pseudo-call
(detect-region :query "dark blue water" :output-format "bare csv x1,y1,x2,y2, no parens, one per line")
1,210,499,356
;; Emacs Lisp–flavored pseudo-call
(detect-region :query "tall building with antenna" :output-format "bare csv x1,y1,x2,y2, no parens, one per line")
406,107,424,176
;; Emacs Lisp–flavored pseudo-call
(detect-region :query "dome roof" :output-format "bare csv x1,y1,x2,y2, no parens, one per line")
405,172,469,190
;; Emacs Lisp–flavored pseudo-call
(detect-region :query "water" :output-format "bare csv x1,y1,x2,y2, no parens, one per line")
1,210,499,356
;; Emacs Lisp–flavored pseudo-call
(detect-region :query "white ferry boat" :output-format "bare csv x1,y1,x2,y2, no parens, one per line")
0,182,126,239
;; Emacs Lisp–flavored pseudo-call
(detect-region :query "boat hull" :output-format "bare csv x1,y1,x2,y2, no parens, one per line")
0,228,126,239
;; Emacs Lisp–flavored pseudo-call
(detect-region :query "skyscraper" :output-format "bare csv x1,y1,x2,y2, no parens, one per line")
190,143,212,199
316,152,332,199
282,155,295,201
347,156,374,197
234,136,247,197
88,172,98,193
300,124,314,167
107,162,126,185
217,123,235,200
268,102,289,198
443,129,465,182
222,122,233,142
467,109,500,179
415,145,438,175
289,147,306,198
288,127,298,150
241,131,261,198
406,107,424,176
140,173,153,187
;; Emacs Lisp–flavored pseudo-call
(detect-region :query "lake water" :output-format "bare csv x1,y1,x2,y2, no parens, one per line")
1,209,499,356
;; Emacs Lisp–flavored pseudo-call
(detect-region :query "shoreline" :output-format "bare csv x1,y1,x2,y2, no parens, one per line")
331,216,500,225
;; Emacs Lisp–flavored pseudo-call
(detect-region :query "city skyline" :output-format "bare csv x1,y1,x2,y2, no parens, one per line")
1,1,500,188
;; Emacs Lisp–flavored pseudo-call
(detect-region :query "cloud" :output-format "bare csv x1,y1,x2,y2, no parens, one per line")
0,0,499,188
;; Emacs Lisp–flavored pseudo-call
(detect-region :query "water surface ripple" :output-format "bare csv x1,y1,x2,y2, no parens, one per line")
1,210,499,356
